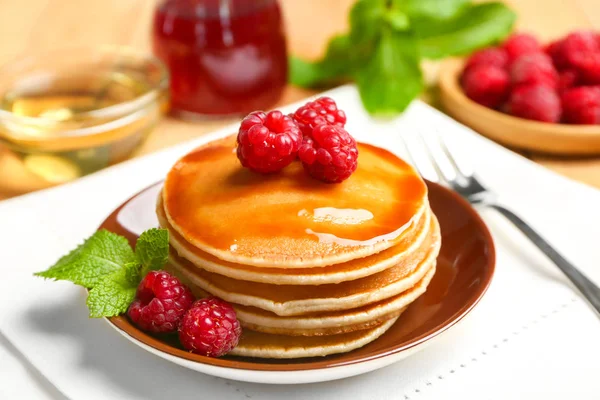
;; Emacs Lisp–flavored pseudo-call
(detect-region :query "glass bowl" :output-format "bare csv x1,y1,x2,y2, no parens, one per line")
0,46,169,198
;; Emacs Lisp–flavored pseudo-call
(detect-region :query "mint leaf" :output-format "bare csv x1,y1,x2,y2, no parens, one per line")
355,30,423,115
86,265,138,318
289,34,353,88
135,228,169,276
34,230,137,288
124,262,142,286
415,3,516,59
385,9,410,31
397,0,468,20
349,0,386,45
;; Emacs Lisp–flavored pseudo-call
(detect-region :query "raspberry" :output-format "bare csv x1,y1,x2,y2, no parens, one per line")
561,31,599,68
461,64,510,108
558,69,580,93
298,124,358,183
507,84,561,123
236,110,302,174
503,33,541,63
545,39,569,71
128,270,195,333
561,86,600,124
178,297,242,357
577,52,600,85
465,47,508,71
510,53,558,88
292,97,347,137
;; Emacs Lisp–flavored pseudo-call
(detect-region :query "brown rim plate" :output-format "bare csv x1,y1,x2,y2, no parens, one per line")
99,180,495,372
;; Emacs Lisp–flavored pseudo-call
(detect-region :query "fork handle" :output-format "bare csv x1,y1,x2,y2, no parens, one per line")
490,204,600,315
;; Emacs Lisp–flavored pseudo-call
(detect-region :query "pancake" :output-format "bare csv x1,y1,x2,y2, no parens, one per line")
162,135,428,268
158,198,432,285
229,315,400,359
166,216,441,316
235,265,435,336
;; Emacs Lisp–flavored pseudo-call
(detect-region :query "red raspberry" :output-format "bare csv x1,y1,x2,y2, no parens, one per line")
128,270,195,333
507,84,561,123
465,47,508,71
292,97,347,137
298,124,358,183
503,33,541,63
545,39,569,71
577,52,600,85
558,69,580,93
510,53,558,88
236,110,302,174
461,64,510,108
561,86,600,124
178,297,242,357
561,31,599,67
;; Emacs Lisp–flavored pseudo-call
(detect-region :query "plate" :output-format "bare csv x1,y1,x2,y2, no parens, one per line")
98,180,495,384
439,58,600,155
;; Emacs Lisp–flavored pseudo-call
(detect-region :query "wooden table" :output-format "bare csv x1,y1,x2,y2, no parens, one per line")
1,0,599,200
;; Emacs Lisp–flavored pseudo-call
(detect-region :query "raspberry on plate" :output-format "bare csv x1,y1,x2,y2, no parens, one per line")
461,64,510,108
179,297,242,357
503,33,541,63
561,86,600,124
507,84,561,123
298,124,358,183
465,47,508,71
292,96,347,137
128,270,195,333
236,110,302,174
510,53,559,88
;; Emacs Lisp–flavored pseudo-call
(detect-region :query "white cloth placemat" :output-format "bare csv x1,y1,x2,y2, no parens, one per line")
1,85,599,399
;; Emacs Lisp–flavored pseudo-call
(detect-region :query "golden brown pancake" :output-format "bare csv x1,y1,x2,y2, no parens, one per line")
162,135,428,268
159,136,443,358
235,266,435,336
166,216,440,316
158,197,432,285
229,315,400,359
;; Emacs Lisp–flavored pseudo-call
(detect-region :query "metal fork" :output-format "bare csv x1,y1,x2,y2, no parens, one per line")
402,132,600,315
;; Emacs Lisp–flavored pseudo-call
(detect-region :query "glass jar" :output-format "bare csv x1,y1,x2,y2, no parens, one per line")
153,0,288,118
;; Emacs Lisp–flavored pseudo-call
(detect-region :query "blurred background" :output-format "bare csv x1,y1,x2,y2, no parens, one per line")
0,0,599,201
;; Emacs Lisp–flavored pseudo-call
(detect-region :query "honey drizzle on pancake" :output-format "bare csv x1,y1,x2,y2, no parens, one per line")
163,140,427,256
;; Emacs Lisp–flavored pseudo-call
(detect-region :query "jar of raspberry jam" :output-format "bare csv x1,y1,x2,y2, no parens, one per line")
153,0,288,118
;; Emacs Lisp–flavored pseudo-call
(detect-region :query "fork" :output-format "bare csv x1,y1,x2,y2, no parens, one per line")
402,132,600,315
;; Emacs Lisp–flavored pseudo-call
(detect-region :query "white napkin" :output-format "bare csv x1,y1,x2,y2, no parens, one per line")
1,86,599,400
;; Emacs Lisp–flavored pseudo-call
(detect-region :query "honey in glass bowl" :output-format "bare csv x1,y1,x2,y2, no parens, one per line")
0,47,168,198
153,0,288,118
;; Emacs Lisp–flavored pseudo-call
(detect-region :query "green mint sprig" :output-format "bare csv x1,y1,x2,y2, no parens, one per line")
290,0,516,115
35,228,169,318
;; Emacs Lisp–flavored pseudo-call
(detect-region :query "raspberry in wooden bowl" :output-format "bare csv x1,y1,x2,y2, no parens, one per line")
439,32,600,155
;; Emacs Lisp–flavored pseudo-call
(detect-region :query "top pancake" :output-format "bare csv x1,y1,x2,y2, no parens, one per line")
162,135,428,268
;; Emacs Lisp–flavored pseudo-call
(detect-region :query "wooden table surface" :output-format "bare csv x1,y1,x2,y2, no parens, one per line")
1,0,599,199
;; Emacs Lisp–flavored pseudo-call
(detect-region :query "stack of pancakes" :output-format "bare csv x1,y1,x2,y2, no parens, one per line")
158,136,441,359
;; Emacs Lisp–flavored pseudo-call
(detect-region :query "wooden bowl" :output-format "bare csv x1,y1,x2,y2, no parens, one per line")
438,58,600,155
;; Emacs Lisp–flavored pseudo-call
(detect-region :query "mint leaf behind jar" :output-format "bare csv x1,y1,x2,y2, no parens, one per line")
34,230,137,288
349,0,388,44
288,0,516,116
415,2,516,59
289,35,353,88
397,0,468,20
355,31,422,115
